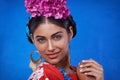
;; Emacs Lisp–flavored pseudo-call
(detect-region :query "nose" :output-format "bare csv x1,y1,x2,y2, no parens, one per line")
47,40,55,52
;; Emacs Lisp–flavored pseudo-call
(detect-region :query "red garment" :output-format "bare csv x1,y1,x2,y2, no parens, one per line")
69,73,78,80
69,66,78,80
28,62,78,80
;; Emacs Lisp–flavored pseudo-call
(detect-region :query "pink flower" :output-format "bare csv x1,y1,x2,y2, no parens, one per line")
24,0,70,19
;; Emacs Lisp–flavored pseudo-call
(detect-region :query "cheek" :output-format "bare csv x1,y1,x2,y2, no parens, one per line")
56,38,69,52
34,41,47,52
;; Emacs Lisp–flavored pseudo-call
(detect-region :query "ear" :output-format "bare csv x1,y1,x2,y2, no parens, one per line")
68,26,73,41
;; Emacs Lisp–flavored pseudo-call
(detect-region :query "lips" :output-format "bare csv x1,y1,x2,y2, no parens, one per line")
46,52,59,59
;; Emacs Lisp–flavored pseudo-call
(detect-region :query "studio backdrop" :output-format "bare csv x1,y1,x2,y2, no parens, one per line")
0,0,120,80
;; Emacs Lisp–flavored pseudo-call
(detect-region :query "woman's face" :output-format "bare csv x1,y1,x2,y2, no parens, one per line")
31,22,73,65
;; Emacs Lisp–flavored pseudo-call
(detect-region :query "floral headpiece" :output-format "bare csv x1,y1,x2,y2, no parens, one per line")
25,0,70,19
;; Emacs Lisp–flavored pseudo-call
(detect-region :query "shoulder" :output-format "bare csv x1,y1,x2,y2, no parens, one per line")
28,62,48,80
28,62,64,80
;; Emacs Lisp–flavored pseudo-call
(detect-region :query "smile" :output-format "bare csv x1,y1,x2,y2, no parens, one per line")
46,52,59,59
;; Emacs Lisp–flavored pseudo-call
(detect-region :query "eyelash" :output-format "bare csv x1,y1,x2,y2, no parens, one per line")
37,38,46,43
36,35,62,43
53,35,62,41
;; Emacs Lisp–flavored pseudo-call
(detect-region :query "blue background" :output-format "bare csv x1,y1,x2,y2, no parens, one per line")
0,0,120,80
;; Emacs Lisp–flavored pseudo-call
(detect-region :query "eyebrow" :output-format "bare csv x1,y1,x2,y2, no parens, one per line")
51,31,63,37
34,31,63,38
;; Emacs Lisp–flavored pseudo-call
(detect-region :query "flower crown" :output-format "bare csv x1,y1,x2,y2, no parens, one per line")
25,0,70,19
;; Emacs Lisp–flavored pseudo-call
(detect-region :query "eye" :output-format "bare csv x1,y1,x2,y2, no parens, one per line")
53,35,62,41
37,37,46,44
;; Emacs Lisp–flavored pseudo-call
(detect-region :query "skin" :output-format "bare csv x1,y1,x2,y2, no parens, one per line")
30,21,104,80
77,59,104,80
31,21,73,72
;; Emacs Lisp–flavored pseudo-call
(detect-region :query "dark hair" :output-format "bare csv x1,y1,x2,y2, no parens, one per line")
26,15,77,43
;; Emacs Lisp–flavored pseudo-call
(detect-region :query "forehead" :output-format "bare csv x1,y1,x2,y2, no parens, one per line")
33,22,66,36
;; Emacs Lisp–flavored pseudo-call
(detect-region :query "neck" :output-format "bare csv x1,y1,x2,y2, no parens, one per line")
55,54,73,73
56,54,70,68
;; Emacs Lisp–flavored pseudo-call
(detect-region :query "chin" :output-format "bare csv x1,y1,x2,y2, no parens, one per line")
45,58,61,65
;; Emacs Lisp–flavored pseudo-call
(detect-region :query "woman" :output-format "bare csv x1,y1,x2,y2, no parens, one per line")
25,0,104,80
